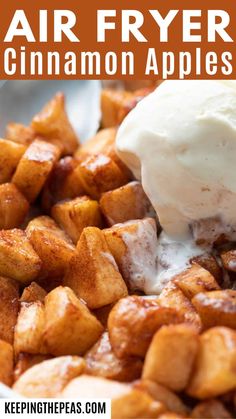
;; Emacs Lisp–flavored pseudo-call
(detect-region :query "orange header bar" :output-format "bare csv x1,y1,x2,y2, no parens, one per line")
0,0,235,79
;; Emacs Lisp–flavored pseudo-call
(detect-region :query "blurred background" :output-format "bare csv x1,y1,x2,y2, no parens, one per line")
0,80,101,142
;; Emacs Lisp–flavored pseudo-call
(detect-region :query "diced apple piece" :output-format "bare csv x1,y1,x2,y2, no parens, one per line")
0,276,19,344
75,154,129,199
85,332,143,382
108,295,184,358
0,340,13,386
43,286,103,356
75,128,117,162
64,227,128,309
104,218,159,293
14,354,51,382
75,127,131,179
20,282,47,303
221,249,236,272
0,183,29,229
41,157,85,212
191,399,232,419
192,290,236,329
100,181,153,226
0,229,42,283
134,380,188,416
13,356,85,397
159,283,202,332
142,324,199,392
12,139,60,202
26,216,75,278
51,196,101,244
187,327,236,399
192,254,222,282
0,138,26,184
14,302,47,355
101,89,133,128
5,122,35,146
174,264,220,300
31,93,79,155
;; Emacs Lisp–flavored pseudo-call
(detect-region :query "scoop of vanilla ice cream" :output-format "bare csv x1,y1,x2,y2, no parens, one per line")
116,80,236,240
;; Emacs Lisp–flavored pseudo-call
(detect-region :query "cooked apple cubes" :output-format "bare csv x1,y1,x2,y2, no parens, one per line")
43,286,104,356
26,216,75,278
0,340,14,386
100,181,153,226
108,295,185,358
13,356,85,398
142,324,199,392
31,93,79,155
0,138,26,184
14,301,47,356
0,277,19,344
12,139,60,203
0,229,41,283
64,227,128,309
14,286,104,357
76,154,129,199
5,123,35,146
51,196,102,244
0,183,29,229
187,327,236,398
104,218,158,293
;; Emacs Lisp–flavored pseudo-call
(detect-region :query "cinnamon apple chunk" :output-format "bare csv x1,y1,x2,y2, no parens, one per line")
26,216,75,278
43,286,104,356
5,122,36,146
31,93,79,155
221,248,236,272
74,127,132,180
104,218,159,293
64,227,128,309
41,157,85,211
0,229,42,283
14,301,47,356
159,282,202,332
51,196,102,244
0,138,26,184
75,153,129,199
20,282,47,303
174,264,221,300
187,327,236,399
0,183,29,229
192,290,236,329
14,354,51,383
75,127,118,162
108,295,184,358
191,399,232,419
101,89,133,128
134,380,189,416
12,139,60,203
192,253,222,282
0,340,14,386
13,356,85,397
142,324,199,392
0,276,19,344
85,331,143,382
100,181,154,226
101,87,154,128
